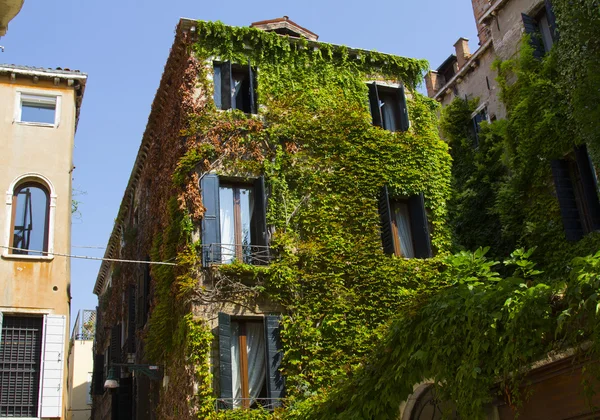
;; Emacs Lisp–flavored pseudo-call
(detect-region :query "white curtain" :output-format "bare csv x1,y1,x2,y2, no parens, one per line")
394,203,415,258
381,100,397,132
230,321,266,408
219,187,235,263
246,322,266,404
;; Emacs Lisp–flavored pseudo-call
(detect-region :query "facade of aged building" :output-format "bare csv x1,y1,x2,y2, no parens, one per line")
0,0,24,36
0,64,87,419
66,310,95,420
90,16,452,420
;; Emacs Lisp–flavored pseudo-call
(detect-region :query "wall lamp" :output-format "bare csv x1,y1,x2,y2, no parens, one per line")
104,363,163,389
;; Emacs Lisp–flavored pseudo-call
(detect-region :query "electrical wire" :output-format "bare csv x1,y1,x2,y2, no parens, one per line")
0,245,177,266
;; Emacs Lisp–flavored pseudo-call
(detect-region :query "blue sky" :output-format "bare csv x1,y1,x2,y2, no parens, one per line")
1,0,478,331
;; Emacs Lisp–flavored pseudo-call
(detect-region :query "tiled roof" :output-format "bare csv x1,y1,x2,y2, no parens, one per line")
0,63,87,78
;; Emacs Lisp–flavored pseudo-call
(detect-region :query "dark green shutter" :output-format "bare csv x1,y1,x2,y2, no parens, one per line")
378,186,395,255
575,145,600,231
521,13,545,58
218,313,233,406
398,85,410,132
136,273,144,329
110,324,121,363
251,176,269,251
248,60,257,114
408,193,433,258
213,63,222,109
92,354,104,395
551,159,584,241
472,112,484,147
221,61,232,110
264,315,285,407
545,0,559,42
368,83,383,128
127,285,136,353
116,377,133,420
201,174,221,266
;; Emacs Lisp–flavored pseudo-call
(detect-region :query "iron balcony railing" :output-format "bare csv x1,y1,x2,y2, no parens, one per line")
71,309,96,341
215,398,284,411
202,243,272,267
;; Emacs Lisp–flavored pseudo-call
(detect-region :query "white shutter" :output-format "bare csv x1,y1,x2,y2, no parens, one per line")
0,312,3,343
40,314,66,418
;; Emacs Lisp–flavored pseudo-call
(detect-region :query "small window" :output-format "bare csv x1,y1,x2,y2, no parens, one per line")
19,94,58,125
10,183,50,256
368,82,409,132
379,187,432,258
214,61,257,114
471,106,489,147
522,2,558,58
201,175,269,266
218,313,284,411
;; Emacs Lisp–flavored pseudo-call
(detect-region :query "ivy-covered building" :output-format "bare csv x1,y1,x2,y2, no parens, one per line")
90,16,452,420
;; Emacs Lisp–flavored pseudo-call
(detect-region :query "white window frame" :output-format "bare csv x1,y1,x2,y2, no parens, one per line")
2,173,57,261
14,91,62,128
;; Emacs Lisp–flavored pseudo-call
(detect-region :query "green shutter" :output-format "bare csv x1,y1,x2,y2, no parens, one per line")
368,83,383,128
551,159,584,241
201,174,221,266
251,176,269,263
398,85,410,132
221,61,232,110
378,186,395,255
218,313,233,407
92,354,104,395
248,60,257,114
110,324,121,363
574,145,600,231
409,193,433,258
264,315,285,407
521,13,545,58
127,285,136,353
545,0,559,42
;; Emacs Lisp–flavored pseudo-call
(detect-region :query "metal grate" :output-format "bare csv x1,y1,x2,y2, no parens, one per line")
0,316,43,417
202,243,272,266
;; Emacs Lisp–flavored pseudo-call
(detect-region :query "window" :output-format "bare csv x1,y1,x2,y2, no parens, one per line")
368,82,410,132
551,144,600,241
0,315,43,417
214,61,257,114
17,94,59,126
471,106,489,147
218,313,284,410
379,186,432,258
200,175,269,265
522,1,558,58
10,182,50,256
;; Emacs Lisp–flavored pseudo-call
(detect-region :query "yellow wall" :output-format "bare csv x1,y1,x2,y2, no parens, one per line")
67,339,94,420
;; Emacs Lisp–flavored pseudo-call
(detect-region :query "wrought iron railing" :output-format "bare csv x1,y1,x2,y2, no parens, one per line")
215,398,284,411
72,309,96,341
202,243,271,267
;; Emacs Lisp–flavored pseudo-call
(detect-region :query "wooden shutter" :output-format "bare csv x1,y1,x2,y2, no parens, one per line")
0,312,3,344
40,314,66,418
110,324,122,363
248,60,257,114
218,313,233,404
408,193,433,258
472,113,484,147
213,63,222,109
574,145,600,231
201,174,221,266
220,61,232,110
116,377,133,420
551,159,584,241
127,284,136,353
378,186,395,255
398,85,410,132
368,83,383,128
521,13,545,58
92,353,105,395
545,0,559,41
264,315,285,407
251,176,269,255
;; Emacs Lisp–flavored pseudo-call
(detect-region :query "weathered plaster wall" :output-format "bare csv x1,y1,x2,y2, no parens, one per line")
490,0,544,60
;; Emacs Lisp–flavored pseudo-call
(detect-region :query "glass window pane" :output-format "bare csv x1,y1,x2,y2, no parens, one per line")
219,186,235,263
213,65,221,108
394,202,415,258
12,185,48,255
21,101,56,124
239,187,253,260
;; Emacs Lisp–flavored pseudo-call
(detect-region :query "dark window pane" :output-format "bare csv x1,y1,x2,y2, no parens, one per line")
12,184,49,255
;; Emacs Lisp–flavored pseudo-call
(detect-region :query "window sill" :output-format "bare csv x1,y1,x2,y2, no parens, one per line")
2,252,54,261
15,121,57,128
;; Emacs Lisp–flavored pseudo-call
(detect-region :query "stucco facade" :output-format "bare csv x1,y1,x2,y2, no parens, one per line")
0,65,86,420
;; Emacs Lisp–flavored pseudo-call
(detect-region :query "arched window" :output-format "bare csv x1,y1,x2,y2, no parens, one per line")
10,183,50,256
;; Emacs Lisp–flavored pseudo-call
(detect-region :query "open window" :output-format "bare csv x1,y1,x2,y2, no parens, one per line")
214,61,257,114
379,187,432,258
551,144,600,241
200,175,269,266
10,182,50,256
218,313,284,410
368,82,410,132
522,0,558,58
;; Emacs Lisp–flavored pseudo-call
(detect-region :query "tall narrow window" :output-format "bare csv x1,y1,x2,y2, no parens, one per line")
214,61,257,114
231,320,267,408
368,82,410,132
220,185,254,264
391,201,415,258
11,183,50,256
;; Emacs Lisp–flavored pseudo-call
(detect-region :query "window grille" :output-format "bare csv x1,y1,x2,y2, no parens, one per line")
0,316,43,417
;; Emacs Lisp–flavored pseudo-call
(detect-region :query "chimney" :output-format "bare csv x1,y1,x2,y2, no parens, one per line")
471,0,492,44
454,38,471,69
425,71,445,98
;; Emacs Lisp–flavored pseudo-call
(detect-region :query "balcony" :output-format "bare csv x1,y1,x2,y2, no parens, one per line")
202,243,272,267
